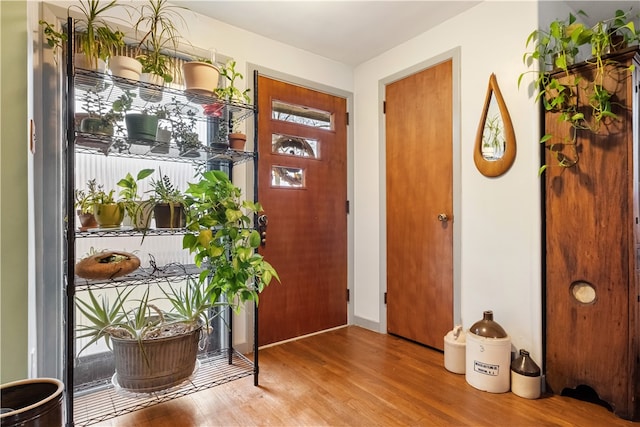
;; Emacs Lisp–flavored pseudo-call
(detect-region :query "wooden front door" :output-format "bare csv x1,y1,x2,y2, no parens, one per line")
256,75,348,346
385,60,454,350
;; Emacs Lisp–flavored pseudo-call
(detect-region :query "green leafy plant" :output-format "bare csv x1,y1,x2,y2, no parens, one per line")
214,60,251,104
111,90,136,115
117,169,154,202
520,8,640,173
134,0,188,83
75,179,103,214
182,170,279,312
160,278,224,331
76,278,220,356
39,20,68,64
92,188,117,205
163,99,202,154
80,90,123,130
75,179,118,208
73,0,126,68
149,171,184,205
40,1,126,68
117,168,154,221
76,286,134,354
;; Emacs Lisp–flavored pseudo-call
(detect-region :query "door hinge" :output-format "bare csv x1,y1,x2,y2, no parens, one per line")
383,101,386,114
346,111,350,125
384,292,387,304
346,200,350,214
346,288,350,302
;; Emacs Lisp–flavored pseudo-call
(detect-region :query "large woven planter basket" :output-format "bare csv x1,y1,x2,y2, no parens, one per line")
111,325,201,392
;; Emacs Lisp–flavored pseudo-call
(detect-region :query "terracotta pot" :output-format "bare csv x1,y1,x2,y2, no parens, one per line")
109,56,142,88
228,133,247,150
77,210,97,230
182,61,220,99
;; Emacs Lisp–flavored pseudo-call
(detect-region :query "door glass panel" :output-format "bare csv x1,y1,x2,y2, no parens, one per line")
272,133,318,158
271,166,304,188
272,100,332,130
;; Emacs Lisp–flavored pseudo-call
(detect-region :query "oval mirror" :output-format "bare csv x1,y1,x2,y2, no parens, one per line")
474,74,516,177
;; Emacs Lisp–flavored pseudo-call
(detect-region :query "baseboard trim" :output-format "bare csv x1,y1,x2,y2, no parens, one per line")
258,325,348,350
353,316,382,333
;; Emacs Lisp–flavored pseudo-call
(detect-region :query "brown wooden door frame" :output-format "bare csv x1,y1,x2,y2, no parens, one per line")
379,49,462,335
247,65,355,347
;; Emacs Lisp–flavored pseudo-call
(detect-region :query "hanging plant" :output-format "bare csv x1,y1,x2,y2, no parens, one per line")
519,8,640,174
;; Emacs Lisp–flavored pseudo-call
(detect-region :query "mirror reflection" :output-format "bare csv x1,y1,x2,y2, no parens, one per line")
481,95,505,161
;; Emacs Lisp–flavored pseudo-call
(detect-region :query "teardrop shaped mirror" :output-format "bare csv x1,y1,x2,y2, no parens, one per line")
474,74,516,177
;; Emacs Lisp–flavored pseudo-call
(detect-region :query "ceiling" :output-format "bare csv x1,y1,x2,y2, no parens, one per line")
174,1,482,66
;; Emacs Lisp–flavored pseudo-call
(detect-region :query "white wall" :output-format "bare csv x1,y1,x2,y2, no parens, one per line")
353,1,544,363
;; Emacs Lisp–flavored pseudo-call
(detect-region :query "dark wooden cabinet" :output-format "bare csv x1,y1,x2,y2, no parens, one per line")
544,48,640,420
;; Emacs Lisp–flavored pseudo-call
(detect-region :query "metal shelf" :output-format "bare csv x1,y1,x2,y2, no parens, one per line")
76,226,188,238
72,349,254,427
64,20,260,426
75,132,256,166
74,68,255,122
73,264,203,291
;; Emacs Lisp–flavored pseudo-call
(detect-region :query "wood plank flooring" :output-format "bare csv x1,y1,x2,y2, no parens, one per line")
98,326,636,426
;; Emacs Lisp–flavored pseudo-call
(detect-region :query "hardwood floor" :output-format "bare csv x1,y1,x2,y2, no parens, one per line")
100,326,636,426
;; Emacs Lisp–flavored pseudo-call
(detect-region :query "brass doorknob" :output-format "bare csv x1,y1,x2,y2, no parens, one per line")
437,213,449,222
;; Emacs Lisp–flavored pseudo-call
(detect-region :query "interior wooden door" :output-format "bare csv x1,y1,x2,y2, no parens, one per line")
256,75,348,346
385,60,453,350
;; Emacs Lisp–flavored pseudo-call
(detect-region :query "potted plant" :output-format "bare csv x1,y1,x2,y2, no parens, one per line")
75,179,102,230
92,187,124,229
134,0,187,101
76,90,122,150
117,168,155,230
73,0,125,71
109,55,143,88
183,170,279,312
215,60,251,150
214,60,251,105
182,57,220,101
164,99,202,156
149,171,185,228
39,0,125,82
75,277,221,392
112,90,159,143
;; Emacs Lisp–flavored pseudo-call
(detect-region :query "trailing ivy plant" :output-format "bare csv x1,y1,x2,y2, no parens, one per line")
182,170,279,312
519,8,640,175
